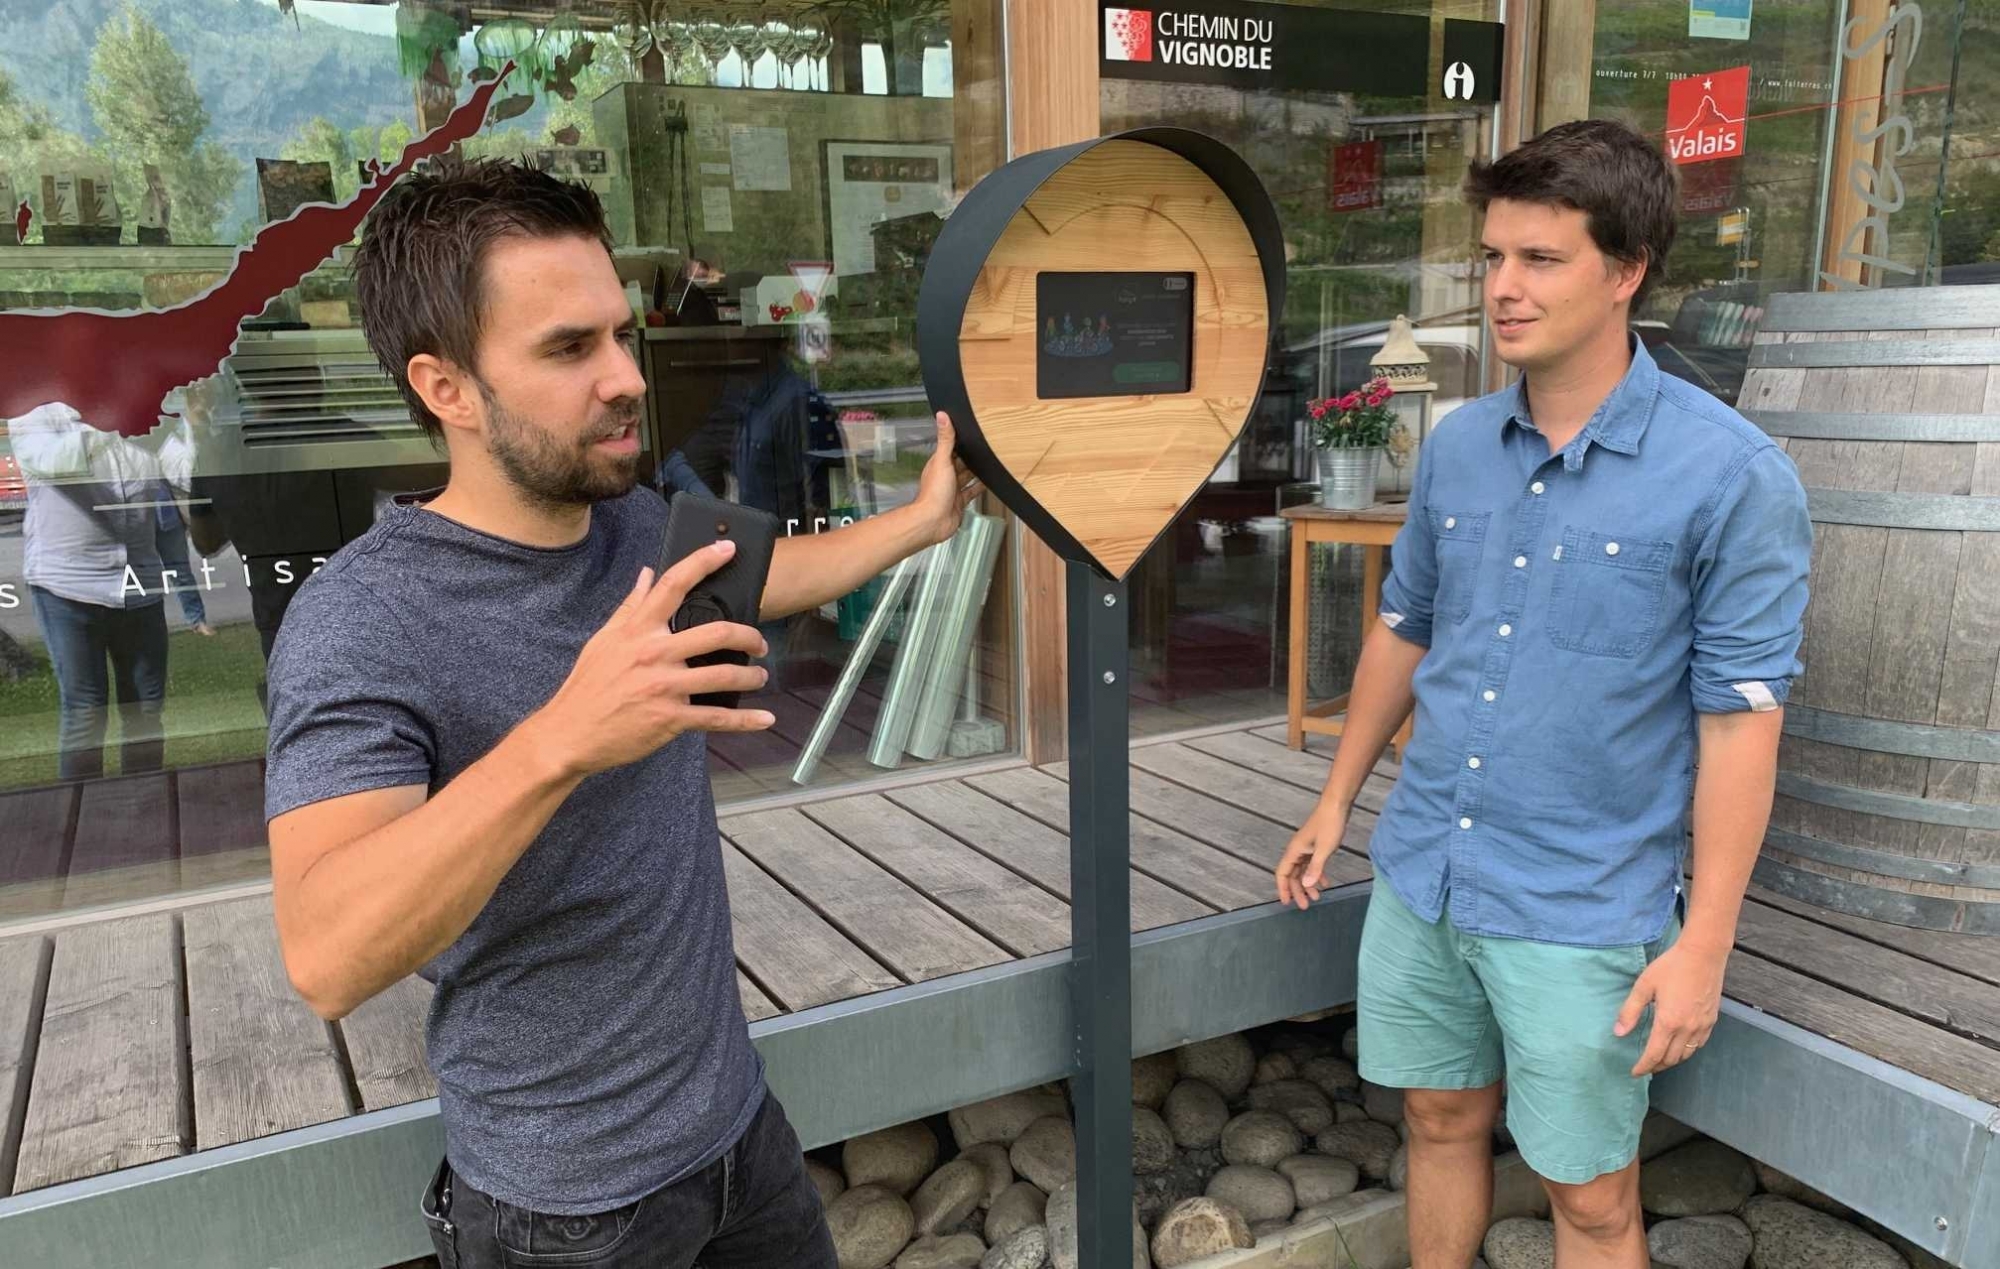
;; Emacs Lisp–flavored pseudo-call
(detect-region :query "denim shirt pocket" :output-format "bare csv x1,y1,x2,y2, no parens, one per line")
1430,508,1491,625
1547,526,1674,659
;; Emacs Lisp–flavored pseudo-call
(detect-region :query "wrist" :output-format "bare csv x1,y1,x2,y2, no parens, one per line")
510,710,589,787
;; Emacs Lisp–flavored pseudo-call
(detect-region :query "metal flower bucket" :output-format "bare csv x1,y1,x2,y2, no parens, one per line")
1316,446,1382,510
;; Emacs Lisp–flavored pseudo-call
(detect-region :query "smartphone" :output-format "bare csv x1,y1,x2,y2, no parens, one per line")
659,493,780,710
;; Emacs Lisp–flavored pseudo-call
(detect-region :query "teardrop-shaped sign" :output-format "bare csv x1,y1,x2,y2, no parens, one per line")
918,128,1285,581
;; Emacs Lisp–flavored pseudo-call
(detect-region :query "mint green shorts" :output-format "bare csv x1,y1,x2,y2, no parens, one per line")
1356,875,1680,1184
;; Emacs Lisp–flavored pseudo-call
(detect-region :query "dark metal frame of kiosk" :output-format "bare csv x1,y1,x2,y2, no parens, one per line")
918,127,1286,1266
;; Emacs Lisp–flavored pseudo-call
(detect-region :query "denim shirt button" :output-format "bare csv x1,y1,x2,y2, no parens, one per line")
1606,542,1621,556
1531,481,1545,494
1468,756,1482,769
1498,623,1512,637
1459,817,1473,829
1483,690,1496,702
1513,555,1527,568
1445,517,1457,530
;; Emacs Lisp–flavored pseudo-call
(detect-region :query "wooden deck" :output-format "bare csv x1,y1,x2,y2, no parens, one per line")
0,724,1997,1265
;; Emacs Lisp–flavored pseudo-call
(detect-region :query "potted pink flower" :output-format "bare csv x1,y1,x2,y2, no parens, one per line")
1307,375,1406,509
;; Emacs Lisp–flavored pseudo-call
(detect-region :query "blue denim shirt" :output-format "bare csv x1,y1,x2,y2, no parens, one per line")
1372,339,1811,947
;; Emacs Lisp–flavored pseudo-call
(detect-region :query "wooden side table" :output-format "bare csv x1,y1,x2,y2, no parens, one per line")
1280,503,1415,752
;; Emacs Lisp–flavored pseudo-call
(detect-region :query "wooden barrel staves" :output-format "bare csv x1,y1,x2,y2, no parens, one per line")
1738,284,2000,933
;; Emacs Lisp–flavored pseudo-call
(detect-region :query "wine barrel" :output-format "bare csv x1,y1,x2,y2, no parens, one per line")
1739,284,2000,934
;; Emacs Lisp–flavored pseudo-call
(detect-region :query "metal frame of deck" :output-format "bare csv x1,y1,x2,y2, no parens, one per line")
1,725,1997,1269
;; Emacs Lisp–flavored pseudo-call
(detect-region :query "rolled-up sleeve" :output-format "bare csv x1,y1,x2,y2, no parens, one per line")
1377,444,1441,648
1689,444,1812,714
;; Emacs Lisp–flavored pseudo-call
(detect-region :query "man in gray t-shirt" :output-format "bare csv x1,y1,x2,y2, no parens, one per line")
264,158,974,1269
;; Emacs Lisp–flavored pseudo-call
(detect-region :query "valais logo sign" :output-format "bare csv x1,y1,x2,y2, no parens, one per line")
1105,8,1154,61
1666,66,1748,166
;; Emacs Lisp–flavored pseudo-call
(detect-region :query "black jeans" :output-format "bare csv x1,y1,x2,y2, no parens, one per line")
421,1091,836,1269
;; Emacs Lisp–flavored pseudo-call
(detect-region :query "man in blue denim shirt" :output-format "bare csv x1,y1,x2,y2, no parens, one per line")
1278,121,1811,1268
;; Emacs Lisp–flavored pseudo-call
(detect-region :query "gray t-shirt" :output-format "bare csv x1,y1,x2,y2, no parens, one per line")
264,489,764,1215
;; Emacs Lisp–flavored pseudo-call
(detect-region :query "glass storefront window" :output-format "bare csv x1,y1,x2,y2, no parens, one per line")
0,0,1011,924
1098,0,1504,732
1586,0,1995,405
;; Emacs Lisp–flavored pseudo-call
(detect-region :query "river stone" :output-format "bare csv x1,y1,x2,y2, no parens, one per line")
1299,1055,1362,1099
1642,1142,1758,1217
1649,1214,1753,1269
986,1182,1048,1246
1277,1154,1359,1207
1133,1053,1179,1110
897,1233,989,1269
1221,1110,1304,1168
914,1160,990,1238
1752,1162,1852,1218
1250,1218,1292,1242
1176,1034,1256,1101
1483,1217,1556,1269
845,1122,940,1198
1132,1107,1177,1175
1389,1143,1408,1191
1253,1052,1298,1086
1010,1117,1077,1194
1206,1163,1296,1224
980,1224,1049,1269
1163,1080,1230,1149
1151,1198,1255,1268
1246,1080,1336,1135
1740,1196,1906,1269
828,1185,918,1269
1316,1120,1402,1179
960,1142,1015,1207
1044,1180,1147,1269
952,1090,1070,1151
1341,1027,1360,1060
1361,1081,1405,1126
1335,1101,1370,1123
809,1159,847,1208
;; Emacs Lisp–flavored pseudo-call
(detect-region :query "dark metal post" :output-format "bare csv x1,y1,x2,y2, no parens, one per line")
1066,559,1134,1268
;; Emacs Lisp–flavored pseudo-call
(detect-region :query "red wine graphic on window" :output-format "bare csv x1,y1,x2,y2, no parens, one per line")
0,70,512,437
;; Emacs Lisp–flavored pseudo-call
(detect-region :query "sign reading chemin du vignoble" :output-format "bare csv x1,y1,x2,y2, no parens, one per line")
1101,1,1504,104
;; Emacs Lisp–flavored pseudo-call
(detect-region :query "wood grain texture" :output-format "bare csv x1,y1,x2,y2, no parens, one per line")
720,845,901,1012
890,777,1212,931
13,915,185,1192
184,899,350,1149
799,793,1073,957
0,786,73,922
176,761,271,891
960,141,1268,579
0,934,50,1196
63,775,177,910
339,976,437,1112
725,810,1008,984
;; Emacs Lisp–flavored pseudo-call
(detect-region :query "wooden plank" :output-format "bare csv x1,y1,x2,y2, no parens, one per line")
738,969,779,1022
339,976,437,1112
720,845,901,1012
800,794,1073,957
0,786,74,921
14,915,185,1192
176,761,270,891
1724,949,2000,1105
0,934,50,1197
725,810,1008,984
888,779,1211,931
1183,731,1400,808
1749,885,2000,989
183,899,350,1150
973,765,1285,911
1732,899,2000,1047
63,775,178,910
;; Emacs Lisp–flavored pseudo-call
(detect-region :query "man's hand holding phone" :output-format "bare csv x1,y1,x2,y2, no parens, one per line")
528,541,776,779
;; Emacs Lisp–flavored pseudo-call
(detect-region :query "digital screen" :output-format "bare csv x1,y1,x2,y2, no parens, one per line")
1035,271,1195,399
